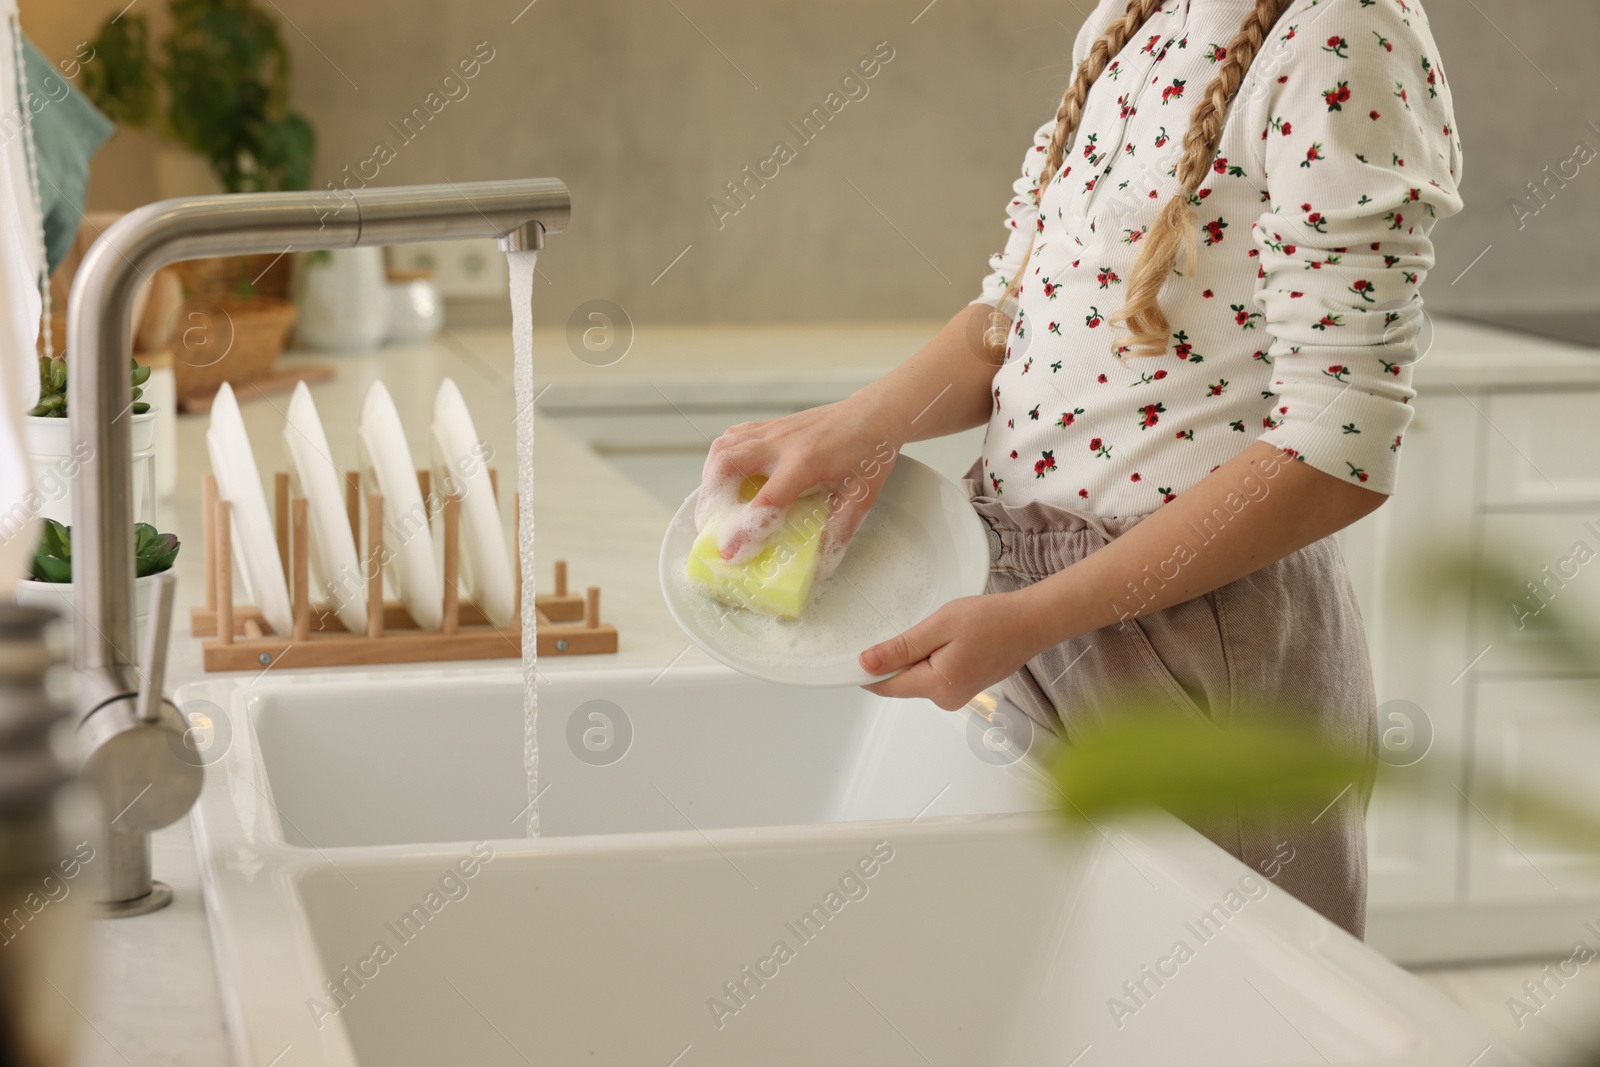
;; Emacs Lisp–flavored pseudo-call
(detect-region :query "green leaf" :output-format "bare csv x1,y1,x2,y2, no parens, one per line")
31,520,73,583
31,555,71,583
1046,699,1371,826
80,14,157,127
133,522,181,576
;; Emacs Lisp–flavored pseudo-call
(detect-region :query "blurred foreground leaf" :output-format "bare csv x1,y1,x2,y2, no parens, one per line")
1048,701,1370,824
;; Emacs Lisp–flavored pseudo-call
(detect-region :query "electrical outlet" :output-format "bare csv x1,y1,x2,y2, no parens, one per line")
388,238,509,298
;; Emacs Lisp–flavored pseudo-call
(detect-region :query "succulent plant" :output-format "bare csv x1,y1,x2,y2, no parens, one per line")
28,356,152,419
29,520,72,583
28,519,180,583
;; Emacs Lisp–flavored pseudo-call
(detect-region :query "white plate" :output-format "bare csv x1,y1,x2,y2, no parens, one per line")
429,378,515,628
283,382,367,634
659,455,991,687
357,381,442,631
206,383,294,636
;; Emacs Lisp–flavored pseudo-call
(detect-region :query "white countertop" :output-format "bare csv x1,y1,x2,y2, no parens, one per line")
69,313,1600,1064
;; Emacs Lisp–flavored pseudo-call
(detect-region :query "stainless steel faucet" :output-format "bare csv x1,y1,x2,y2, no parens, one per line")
66,178,571,916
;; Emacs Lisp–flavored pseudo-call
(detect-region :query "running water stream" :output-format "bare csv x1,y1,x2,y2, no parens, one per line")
508,250,539,837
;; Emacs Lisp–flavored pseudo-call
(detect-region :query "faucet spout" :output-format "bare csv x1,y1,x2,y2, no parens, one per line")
65,178,570,912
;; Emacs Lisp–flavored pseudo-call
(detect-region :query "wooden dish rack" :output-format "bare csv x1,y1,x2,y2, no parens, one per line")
189,470,618,672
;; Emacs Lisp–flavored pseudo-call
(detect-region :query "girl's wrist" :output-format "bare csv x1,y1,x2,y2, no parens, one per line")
847,382,915,453
1010,567,1107,654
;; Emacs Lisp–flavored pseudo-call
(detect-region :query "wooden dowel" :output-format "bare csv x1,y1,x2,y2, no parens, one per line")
366,494,385,639
274,472,290,579
243,619,263,640
201,474,217,611
441,494,461,635
488,468,499,504
584,586,600,629
217,501,234,646
345,470,360,538
417,469,431,522
554,560,568,598
292,497,311,642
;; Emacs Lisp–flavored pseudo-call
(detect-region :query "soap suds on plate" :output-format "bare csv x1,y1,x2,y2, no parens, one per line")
668,501,938,666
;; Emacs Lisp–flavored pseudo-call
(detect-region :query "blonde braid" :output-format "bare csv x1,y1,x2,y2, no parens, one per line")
985,0,1166,361
1112,0,1293,356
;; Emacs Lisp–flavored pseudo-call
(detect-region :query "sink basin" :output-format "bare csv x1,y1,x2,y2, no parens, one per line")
224,665,1042,848
181,665,1519,1067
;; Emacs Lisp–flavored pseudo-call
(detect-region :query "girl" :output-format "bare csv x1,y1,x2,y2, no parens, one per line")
697,0,1461,938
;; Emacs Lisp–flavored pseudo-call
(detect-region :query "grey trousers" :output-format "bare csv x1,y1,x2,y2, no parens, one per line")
966,464,1379,939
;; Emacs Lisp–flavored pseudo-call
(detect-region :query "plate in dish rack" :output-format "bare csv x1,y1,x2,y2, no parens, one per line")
207,382,295,636
283,382,367,634
358,381,443,631
658,454,991,687
429,378,515,628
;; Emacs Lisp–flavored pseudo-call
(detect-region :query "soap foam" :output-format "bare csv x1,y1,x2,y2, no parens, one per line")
509,249,539,837
671,499,939,669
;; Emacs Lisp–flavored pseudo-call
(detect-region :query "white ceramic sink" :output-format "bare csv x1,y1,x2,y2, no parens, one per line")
228,665,1040,847
180,665,1520,1067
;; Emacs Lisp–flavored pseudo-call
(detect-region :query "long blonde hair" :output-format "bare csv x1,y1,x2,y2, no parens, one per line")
992,0,1292,359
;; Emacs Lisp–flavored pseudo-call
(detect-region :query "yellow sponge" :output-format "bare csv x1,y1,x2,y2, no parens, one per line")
686,475,827,618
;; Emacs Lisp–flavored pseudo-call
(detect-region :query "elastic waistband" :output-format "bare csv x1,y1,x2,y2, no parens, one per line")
962,460,1150,578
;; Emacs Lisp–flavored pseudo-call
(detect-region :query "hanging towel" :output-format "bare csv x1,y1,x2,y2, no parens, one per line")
21,36,111,273
0,4,46,597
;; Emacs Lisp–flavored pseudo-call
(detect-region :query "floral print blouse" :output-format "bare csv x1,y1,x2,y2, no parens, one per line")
973,0,1463,516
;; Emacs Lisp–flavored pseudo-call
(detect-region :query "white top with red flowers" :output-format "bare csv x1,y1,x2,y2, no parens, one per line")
972,0,1462,516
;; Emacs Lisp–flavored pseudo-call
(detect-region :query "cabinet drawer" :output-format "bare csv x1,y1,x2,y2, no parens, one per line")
1468,678,1600,903
1485,389,1600,507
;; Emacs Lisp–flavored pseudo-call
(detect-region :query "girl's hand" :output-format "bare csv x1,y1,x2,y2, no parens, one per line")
859,591,1050,711
697,393,903,574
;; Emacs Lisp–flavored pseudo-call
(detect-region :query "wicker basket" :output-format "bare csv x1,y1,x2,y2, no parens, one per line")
169,296,298,403
170,254,292,302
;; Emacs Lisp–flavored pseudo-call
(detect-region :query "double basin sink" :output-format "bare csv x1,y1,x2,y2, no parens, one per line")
179,664,1515,1066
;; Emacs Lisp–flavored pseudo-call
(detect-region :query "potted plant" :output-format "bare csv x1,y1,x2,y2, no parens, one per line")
79,0,313,403
14,520,180,659
23,355,158,526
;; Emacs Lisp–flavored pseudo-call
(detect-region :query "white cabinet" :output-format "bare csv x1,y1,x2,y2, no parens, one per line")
1474,512,1600,675
1343,397,1480,914
1483,390,1600,507
1350,378,1600,962
1467,678,1600,903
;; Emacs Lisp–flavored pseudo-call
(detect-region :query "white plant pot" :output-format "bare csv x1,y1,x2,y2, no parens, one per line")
13,573,165,665
22,411,158,527
294,249,390,350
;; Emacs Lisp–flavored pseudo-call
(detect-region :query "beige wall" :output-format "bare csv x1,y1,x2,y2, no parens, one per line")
20,0,1597,326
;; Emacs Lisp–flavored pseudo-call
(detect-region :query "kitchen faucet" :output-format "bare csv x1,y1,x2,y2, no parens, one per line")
67,178,570,915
